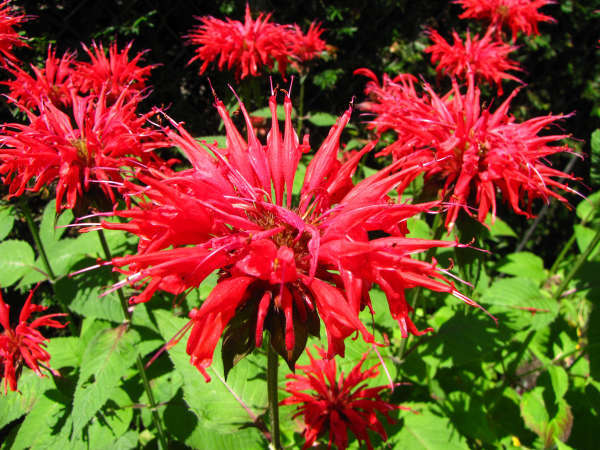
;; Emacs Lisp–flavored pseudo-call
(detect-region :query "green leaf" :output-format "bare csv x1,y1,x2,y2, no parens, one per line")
250,104,294,121
0,239,35,286
154,310,268,436
0,370,54,429
0,204,15,240
44,336,81,369
575,190,600,222
56,270,125,323
480,277,558,330
83,388,135,449
520,387,573,448
71,324,139,436
307,112,338,127
39,199,73,247
548,365,569,401
497,252,547,285
197,135,227,149
392,406,469,449
484,215,518,238
574,225,600,260
9,379,70,449
591,129,600,187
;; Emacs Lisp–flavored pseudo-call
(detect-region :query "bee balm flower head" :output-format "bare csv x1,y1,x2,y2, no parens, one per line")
100,83,486,381
281,346,406,450
0,287,66,394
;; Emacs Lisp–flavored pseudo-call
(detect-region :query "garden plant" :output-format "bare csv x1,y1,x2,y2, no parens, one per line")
0,0,599,449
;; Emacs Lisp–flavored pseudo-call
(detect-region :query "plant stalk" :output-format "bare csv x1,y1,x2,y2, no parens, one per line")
553,227,600,300
267,337,282,450
398,212,445,360
19,200,77,335
97,229,169,450
296,74,306,137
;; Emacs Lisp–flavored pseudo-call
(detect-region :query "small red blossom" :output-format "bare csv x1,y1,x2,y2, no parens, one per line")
0,288,66,394
454,0,556,40
0,0,28,67
287,21,329,71
356,69,578,231
425,27,521,94
0,89,168,212
187,4,329,80
75,41,156,100
98,86,486,381
281,346,406,450
3,46,77,109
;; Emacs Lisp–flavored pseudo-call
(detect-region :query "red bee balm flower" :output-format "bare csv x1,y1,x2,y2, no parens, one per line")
357,70,578,231
425,27,521,94
100,87,486,381
0,0,28,67
454,0,555,40
3,46,77,109
75,41,156,100
187,5,328,80
281,346,405,450
0,288,66,393
0,90,167,211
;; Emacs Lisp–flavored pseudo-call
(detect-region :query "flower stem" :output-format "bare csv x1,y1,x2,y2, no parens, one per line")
398,212,444,361
550,204,597,276
96,229,169,450
18,199,77,335
267,337,282,449
553,226,600,300
296,74,306,137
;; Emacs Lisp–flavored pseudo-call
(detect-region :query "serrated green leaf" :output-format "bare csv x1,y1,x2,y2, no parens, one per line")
480,277,558,330
521,388,573,447
44,336,80,368
9,379,70,450
0,239,35,286
83,388,135,449
0,204,15,241
71,325,139,436
154,310,268,436
497,252,546,285
392,406,469,449
56,270,124,323
0,370,54,429
591,129,600,186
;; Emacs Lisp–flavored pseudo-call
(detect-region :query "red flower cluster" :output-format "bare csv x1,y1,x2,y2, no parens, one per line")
281,346,404,450
357,70,577,231
426,27,521,94
0,89,167,211
0,288,66,393
455,0,556,40
0,0,27,67
0,41,169,212
187,4,328,79
99,89,481,381
4,41,155,109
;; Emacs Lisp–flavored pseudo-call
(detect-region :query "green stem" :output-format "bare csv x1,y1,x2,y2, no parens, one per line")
19,200,77,335
398,213,445,360
267,338,281,450
97,229,168,450
553,226,600,300
550,206,596,275
296,74,306,137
